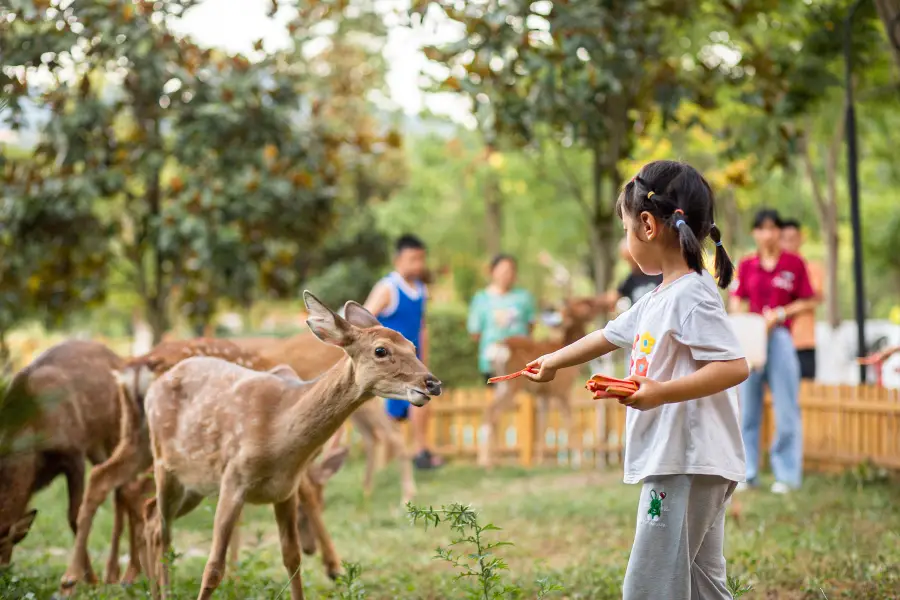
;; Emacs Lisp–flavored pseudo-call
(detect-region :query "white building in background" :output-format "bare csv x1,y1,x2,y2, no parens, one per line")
815,320,900,388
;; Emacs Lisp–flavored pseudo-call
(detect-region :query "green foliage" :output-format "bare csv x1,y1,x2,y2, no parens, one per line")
408,502,563,600
726,573,754,599
1,0,404,339
334,561,366,600
426,304,481,387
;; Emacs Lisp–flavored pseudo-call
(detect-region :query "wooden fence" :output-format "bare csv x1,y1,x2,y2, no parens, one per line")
367,382,900,473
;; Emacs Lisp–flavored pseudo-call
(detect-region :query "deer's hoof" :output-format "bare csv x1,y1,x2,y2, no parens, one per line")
327,567,342,581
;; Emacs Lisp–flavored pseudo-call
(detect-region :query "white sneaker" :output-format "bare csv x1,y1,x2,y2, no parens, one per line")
770,481,792,495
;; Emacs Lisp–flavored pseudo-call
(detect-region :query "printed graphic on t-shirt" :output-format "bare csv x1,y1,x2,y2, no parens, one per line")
772,270,796,292
629,332,656,376
492,306,520,329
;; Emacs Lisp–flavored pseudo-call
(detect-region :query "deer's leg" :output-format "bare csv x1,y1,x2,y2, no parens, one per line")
228,523,240,575
121,479,151,584
558,397,576,466
197,476,244,600
389,428,416,505
274,494,306,600
298,476,341,580
533,397,549,466
151,467,187,600
103,488,126,584
360,429,377,500
61,452,86,537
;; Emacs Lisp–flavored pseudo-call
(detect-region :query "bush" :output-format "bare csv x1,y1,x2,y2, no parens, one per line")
427,304,481,387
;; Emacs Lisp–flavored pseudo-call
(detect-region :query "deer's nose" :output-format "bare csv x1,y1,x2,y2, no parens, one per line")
424,374,442,396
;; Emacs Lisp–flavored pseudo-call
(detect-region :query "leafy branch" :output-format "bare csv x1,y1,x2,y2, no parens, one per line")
407,502,562,600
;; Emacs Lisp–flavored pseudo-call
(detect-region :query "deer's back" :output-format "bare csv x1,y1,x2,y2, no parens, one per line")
146,356,298,496
6,340,124,459
236,332,344,380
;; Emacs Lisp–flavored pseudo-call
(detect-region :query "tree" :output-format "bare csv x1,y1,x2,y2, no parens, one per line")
709,0,887,327
1,0,342,342
412,0,719,293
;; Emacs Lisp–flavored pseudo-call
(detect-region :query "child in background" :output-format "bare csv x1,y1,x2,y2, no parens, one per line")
525,160,750,599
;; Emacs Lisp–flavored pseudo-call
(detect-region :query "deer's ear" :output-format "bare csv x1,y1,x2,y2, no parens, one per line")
312,446,349,484
342,301,380,329
304,291,352,347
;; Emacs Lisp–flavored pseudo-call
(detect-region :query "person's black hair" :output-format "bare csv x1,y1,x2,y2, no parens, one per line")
490,254,517,272
395,234,426,254
781,218,801,231
752,208,784,230
616,160,734,289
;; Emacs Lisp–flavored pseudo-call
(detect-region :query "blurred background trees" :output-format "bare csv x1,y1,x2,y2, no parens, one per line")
2,0,900,379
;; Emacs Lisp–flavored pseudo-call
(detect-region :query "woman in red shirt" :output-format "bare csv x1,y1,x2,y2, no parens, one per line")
730,209,818,494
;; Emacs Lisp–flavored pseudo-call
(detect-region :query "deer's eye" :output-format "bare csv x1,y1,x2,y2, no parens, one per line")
374,347,388,358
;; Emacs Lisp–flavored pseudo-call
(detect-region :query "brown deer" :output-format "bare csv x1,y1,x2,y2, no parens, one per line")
59,338,348,595
143,292,441,600
478,297,602,468
0,340,146,580
235,331,417,504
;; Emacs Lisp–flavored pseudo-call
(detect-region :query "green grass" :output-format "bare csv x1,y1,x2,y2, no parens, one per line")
2,460,898,599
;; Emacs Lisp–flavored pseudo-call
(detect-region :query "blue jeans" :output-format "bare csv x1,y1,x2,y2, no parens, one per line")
739,327,803,488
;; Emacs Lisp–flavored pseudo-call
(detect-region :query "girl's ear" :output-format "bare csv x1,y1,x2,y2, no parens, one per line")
639,211,658,241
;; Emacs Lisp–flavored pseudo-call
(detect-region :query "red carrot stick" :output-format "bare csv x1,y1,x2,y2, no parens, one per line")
487,367,537,384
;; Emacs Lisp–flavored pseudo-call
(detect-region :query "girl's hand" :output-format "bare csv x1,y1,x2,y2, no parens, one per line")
619,375,669,411
524,354,558,383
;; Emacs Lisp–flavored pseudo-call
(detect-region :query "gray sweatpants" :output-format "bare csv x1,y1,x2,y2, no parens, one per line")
623,474,737,600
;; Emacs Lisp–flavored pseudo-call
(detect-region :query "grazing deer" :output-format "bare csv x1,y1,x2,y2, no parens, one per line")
478,297,602,468
235,332,417,504
0,340,146,580
60,339,348,594
143,292,441,600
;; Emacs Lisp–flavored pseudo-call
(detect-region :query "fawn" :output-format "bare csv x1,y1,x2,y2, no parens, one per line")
59,338,348,595
143,292,441,600
0,340,146,582
478,297,602,468
236,331,417,504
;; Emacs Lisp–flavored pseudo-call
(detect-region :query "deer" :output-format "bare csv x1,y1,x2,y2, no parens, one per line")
0,340,147,581
477,296,603,468
234,331,417,505
142,292,441,600
59,338,348,595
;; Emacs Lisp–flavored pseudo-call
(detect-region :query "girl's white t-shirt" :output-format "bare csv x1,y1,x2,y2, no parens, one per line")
602,271,747,484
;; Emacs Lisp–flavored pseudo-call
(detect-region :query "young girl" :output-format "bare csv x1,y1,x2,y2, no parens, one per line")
525,160,750,599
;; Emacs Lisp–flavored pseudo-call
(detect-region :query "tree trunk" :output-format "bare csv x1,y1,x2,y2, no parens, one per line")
587,145,619,294
823,218,841,328
0,330,11,377
484,145,502,257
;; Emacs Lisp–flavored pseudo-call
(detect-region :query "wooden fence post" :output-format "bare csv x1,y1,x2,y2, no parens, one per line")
519,393,535,467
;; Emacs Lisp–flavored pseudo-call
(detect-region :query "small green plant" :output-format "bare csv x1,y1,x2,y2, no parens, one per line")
726,573,754,598
407,502,563,600
334,561,366,600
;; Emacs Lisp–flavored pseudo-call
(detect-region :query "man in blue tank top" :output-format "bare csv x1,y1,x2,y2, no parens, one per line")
363,234,443,469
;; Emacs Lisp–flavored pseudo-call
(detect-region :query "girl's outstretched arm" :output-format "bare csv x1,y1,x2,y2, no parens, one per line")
624,358,750,411
525,331,619,382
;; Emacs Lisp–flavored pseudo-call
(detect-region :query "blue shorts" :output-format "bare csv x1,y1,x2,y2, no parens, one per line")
385,398,411,421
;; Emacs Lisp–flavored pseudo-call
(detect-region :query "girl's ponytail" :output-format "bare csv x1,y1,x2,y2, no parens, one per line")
709,223,734,289
672,209,704,277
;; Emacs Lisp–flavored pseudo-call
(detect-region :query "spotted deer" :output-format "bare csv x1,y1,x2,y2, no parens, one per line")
0,340,147,582
59,338,348,595
236,331,417,504
143,292,441,600
478,297,602,468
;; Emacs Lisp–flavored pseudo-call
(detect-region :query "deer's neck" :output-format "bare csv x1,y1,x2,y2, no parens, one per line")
277,357,370,469
563,323,587,347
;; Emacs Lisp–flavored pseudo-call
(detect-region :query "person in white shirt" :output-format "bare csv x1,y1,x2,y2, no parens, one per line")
525,161,750,600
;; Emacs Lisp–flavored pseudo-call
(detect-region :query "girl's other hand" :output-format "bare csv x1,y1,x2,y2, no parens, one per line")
524,354,558,383
619,375,668,411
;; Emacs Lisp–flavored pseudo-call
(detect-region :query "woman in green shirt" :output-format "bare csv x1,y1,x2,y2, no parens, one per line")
467,255,537,381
